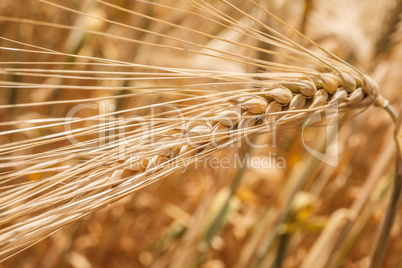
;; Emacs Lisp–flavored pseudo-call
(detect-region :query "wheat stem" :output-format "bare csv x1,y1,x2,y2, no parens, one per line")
368,105,400,268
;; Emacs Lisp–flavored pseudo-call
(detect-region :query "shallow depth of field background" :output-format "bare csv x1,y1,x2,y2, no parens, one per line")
0,0,401,267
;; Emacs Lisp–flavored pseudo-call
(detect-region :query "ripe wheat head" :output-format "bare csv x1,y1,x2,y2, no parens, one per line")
0,0,391,260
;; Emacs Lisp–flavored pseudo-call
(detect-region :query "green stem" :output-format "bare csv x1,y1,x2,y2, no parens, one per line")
273,233,290,268
368,102,400,268
384,103,398,123
204,160,246,245
197,145,250,266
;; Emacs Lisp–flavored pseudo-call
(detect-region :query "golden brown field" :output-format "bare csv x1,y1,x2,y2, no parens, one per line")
0,0,401,267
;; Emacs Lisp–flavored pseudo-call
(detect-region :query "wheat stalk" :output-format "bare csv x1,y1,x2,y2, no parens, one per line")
0,0,395,263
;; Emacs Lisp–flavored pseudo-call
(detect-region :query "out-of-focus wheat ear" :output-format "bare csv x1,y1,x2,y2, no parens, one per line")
373,0,402,59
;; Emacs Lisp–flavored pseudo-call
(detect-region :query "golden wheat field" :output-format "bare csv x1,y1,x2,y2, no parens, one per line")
0,0,401,267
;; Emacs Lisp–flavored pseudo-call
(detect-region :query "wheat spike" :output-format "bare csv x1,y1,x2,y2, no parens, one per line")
0,0,388,261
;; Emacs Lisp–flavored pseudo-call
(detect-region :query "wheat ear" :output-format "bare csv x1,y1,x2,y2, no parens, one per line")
0,0,393,261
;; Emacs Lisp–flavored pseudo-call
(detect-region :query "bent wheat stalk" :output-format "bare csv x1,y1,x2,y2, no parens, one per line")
0,0,395,263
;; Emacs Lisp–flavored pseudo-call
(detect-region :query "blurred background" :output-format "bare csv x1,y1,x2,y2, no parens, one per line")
0,0,401,267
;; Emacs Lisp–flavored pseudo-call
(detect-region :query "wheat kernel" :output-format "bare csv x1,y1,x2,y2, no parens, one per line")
297,80,317,97
310,90,329,108
189,125,212,137
346,87,364,104
213,110,240,127
211,123,230,145
264,87,293,104
238,111,256,130
339,72,356,92
289,94,307,110
320,73,339,94
330,88,348,103
241,98,268,114
178,144,196,158
362,75,379,96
